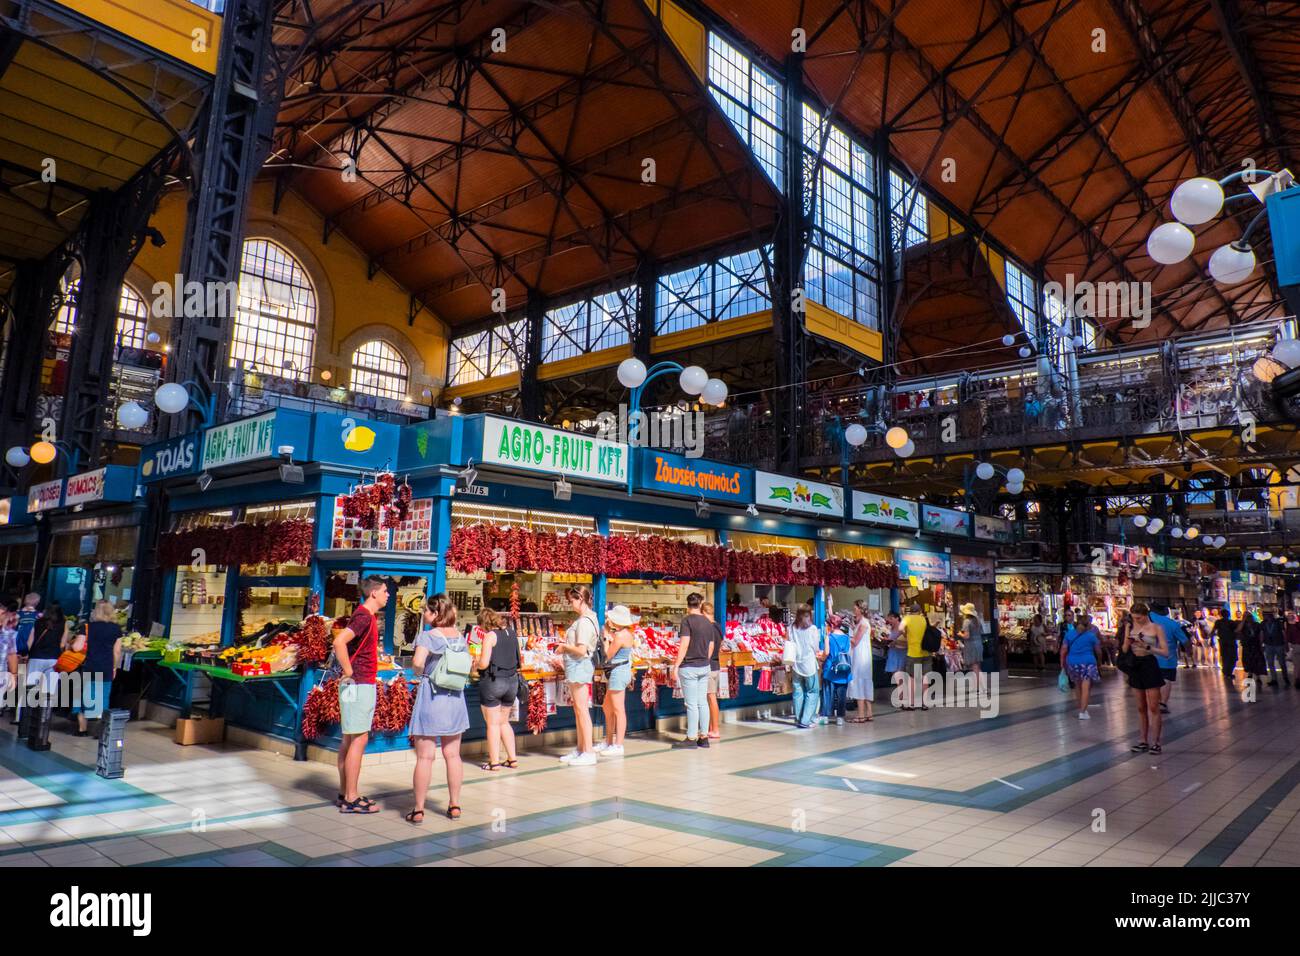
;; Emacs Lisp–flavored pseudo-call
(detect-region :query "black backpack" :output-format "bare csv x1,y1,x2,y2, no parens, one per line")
921,623,943,654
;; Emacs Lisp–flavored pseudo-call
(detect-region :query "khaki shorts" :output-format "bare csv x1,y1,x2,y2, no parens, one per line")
707,669,720,695
905,655,931,675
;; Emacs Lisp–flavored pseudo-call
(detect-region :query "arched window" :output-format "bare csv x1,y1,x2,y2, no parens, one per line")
232,238,317,379
115,285,149,353
50,268,79,337
351,340,409,400
50,278,156,353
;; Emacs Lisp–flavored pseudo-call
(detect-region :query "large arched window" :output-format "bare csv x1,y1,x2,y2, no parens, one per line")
351,340,409,400
232,239,318,379
47,273,156,355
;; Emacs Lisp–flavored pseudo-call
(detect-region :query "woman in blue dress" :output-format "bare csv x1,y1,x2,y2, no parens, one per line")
407,594,470,823
883,612,907,695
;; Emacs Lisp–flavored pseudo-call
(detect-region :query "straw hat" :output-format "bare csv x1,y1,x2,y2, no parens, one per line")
606,605,639,628
959,602,978,617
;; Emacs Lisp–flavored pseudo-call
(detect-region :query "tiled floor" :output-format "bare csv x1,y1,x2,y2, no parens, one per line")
3,666,1299,866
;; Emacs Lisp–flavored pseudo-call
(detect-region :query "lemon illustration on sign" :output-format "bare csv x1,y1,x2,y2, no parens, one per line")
344,425,376,452
141,459,153,477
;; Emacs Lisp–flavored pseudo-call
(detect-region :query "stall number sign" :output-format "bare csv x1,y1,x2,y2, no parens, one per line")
27,479,62,514
755,471,844,517
202,413,276,469
851,491,918,529
64,469,107,507
482,417,627,484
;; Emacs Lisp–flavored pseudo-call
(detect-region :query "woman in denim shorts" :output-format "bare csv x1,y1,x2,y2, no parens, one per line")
597,605,637,758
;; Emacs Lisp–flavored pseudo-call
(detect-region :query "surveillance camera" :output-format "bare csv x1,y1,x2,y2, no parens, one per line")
278,445,295,459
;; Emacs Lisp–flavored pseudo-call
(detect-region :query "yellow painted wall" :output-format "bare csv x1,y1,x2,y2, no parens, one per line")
651,310,772,353
642,0,706,80
130,180,449,399
55,0,222,73
803,300,884,362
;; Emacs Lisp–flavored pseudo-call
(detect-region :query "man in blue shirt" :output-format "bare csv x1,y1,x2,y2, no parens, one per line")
1150,604,1189,714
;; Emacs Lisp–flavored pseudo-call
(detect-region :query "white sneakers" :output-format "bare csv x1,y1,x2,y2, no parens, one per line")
1077,711,1091,720
836,717,844,726
561,744,618,764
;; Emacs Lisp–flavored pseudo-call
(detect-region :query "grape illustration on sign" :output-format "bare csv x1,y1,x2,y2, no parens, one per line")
755,472,844,517
852,491,920,529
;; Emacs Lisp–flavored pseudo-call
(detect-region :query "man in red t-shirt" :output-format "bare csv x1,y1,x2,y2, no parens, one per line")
332,576,389,813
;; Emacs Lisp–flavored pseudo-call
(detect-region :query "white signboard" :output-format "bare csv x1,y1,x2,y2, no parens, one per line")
481,416,628,484
851,490,920,529
64,468,107,507
202,412,276,470
27,479,62,514
754,471,844,518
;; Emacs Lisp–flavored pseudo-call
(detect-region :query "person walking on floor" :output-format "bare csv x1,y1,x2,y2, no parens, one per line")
1124,603,1169,754
1237,610,1267,693
1149,603,1188,715
472,607,521,773
407,594,470,822
883,612,906,693
22,601,65,722
1215,605,1238,681
557,586,600,766
900,603,929,710
14,592,38,657
789,604,823,728
1286,611,1300,690
0,606,16,721
1261,609,1289,688
672,592,716,747
597,605,636,757
959,603,984,676
702,600,723,741
1061,612,1101,719
331,577,389,814
823,623,853,725
848,600,874,722
1027,613,1047,672
72,601,122,736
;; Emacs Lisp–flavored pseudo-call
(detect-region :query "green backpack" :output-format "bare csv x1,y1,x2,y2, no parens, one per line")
431,636,473,692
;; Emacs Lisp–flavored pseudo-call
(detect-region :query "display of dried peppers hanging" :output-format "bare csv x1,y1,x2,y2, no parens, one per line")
526,679,548,735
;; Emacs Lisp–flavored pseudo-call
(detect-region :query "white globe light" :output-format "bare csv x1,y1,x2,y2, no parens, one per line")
1147,518,1164,533
1006,482,1024,495
154,382,190,415
884,426,909,449
895,439,915,458
1213,536,1226,548
844,423,868,447
145,331,161,345
700,377,728,406
616,357,647,389
1133,515,1148,528
1018,346,1032,358
1263,551,1273,560
1146,221,1196,265
1001,334,1016,347
975,462,995,481
1185,526,1200,540
1170,526,1184,538
678,365,709,395
116,401,148,430
1006,467,1025,485
1208,243,1256,284
1170,177,1224,225
4,446,29,468
1072,335,1085,349
1274,338,1300,369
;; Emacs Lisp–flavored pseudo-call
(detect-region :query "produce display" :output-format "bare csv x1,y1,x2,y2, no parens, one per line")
722,618,787,664
301,673,415,740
